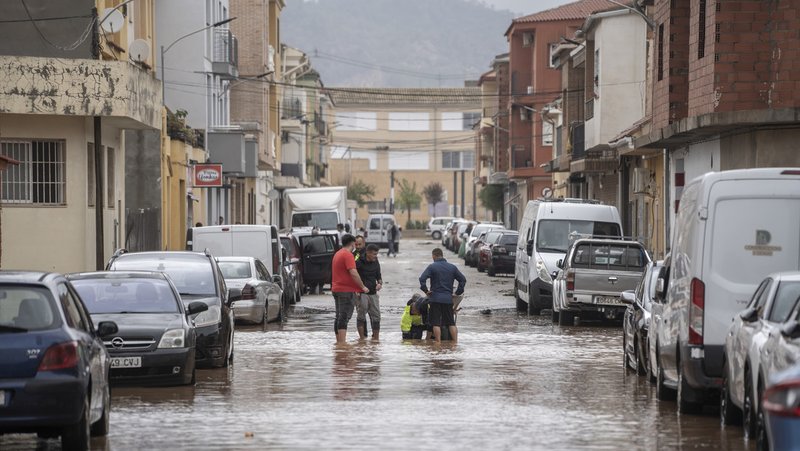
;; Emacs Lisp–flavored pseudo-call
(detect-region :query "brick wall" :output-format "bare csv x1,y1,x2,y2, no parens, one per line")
495,60,510,172
651,0,690,130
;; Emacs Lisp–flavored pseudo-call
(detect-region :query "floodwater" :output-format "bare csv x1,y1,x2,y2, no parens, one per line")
1,240,752,450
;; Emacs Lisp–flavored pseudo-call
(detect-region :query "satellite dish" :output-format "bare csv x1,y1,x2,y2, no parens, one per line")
129,39,151,64
100,9,124,34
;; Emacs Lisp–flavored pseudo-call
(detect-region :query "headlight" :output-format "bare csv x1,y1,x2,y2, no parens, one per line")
158,329,185,348
193,305,221,328
536,259,552,283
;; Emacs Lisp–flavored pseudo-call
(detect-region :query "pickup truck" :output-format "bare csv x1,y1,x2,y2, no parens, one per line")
552,238,650,326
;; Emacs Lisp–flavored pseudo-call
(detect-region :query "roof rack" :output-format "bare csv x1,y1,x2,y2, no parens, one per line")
569,233,643,243
536,197,602,204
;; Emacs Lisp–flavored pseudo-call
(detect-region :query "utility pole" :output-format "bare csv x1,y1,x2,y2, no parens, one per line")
453,172,457,217
389,171,395,213
94,116,104,270
460,170,465,220
472,170,477,221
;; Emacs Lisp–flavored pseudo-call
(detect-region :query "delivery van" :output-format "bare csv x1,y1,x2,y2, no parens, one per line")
188,225,282,286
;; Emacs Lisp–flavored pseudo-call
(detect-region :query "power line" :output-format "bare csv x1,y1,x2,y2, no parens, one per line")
19,0,96,52
0,13,92,24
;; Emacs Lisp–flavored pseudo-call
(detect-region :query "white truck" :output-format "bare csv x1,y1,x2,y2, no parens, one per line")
283,186,348,231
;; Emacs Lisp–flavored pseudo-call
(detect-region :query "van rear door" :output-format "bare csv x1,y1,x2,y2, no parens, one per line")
230,230,272,272
192,229,233,256
703,179,800,355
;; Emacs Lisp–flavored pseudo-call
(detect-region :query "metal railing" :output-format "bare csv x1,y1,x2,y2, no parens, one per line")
212,28,238,66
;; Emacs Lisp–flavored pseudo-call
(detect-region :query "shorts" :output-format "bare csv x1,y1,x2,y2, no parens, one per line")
428,302,455,328
356,293,381,329
333,292,357,331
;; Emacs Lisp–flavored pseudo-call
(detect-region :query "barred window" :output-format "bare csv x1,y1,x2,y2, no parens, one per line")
1,140,65,205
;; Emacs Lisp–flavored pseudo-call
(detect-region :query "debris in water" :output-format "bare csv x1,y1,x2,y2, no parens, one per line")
245,432,254,438
480,309,492,315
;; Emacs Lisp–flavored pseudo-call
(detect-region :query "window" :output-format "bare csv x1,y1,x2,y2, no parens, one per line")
594,48,600,89
657,24,664,81
442,151,474,170
522,32,534,47
549,43,559,68
388,112,429,131
1,139,65,205
335,112,377,131
698,0,707,59
367,200,386,212
87,143,97,207
463,112,481,130
542,121,553,146
107,147,115,208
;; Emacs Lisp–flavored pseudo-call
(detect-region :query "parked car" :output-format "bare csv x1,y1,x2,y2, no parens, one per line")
720,272,800,442
464,224,505,266
442,220,466,249
217,257,284,324
477,230,504,272
427,216,457,240
655,168,800,414
0,271,118,450
648,253,671,394
107,250,235,369
621,261,663,376
465,232,487,267
479,231,519,276
280,233,303,304
763,363,800,451
365,213,397,249
68,271,207,386
293,229,339,293
452,221,476,253
515,198,622,316
551,238,649,326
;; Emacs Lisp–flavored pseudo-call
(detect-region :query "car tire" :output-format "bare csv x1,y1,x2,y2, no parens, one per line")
487,265,496,277
90,384,110,437
62,397,90,451
294,288,301,305
678,364,703,414
744,368,756,438
259,303,267,325
720,360,743,426
755,385,767,451
515,293,527,312
477,263,485,273
432,231,441,240
558,310,573,326
189,367,197,385
622,334,629,371
656,352,676,401
635,338,646,376
551,310,559,323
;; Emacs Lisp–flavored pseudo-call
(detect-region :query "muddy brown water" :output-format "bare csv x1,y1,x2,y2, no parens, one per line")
1,240,752,450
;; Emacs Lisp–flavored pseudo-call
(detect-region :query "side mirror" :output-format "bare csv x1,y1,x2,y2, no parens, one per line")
187,301,209,315
620,290,636,305
550,270,560,280
96,321,118,337
227,287,242,303
525,240,533,256
272,274,283,287
654,278,665,302
781,321,800,339
557,259,564,269
739,307,759,323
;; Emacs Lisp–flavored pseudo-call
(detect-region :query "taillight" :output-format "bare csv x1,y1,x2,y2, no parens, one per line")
494,247,507,254
241,285,257,300
780,170,800,176
566,269,575,291
689,278,705,345
38,341,79,371
763,380,800,417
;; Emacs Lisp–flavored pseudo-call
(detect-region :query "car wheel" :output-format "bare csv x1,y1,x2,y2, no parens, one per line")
656,352,676,401
294,288,301,305
90,384,110,437
647,348,657,384
678,364,703,414
558,310,573,326
720,360,743,426
62,397,90,451
477,263,485,273
277,298,284,322
222,324,234,368
432,231,441,240
189,367,196,385
515,293,527,313
744,368,756,438
551,310,559,323
635,338,646,376
487,265,496,277
622,333,629,370
755,386,767,451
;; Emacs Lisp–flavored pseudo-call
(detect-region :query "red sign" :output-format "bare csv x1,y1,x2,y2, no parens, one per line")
193,164,223,187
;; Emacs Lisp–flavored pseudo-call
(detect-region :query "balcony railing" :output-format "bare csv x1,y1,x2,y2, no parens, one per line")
212,29,238,78
585,98,594,121
511,145,531,169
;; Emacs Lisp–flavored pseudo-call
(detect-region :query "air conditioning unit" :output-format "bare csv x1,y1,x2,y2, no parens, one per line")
632,167,650,194
527,86,534,95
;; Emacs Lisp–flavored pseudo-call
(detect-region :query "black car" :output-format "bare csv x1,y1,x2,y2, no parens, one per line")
621,260,662,376
0,271,118,450
106,250,234,369
68,271,208,386
482,231,519,276
280,233,303,305
292,230,339,294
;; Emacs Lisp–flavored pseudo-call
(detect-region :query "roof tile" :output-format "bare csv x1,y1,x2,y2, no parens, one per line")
513,0,615,23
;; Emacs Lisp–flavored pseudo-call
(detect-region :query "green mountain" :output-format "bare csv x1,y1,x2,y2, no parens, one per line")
281,0,514,87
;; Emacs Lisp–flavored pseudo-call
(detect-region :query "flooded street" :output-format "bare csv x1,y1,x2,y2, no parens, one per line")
3,240,751,450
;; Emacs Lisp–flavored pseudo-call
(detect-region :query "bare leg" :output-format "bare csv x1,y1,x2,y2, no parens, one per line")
372,327,380,341
432,326,441,342
336,329,347,344
356,321,367,339
448,325,458,343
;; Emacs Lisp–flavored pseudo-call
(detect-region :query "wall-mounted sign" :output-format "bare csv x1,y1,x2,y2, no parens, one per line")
193,164,223,187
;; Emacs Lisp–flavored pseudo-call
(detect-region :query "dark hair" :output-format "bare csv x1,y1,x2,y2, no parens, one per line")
366,244,380,252
355,235,364,240
341,234,355,246
432,248,443,258
407,299,415,306
337,223,344,230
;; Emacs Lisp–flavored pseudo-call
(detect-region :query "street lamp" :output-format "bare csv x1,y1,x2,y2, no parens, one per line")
160,17,237,103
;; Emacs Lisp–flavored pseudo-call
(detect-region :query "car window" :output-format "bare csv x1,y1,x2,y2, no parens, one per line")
58,283,90,333
572,244,646,270
767,281,800,323
110,254,217,296
752,278,773,316
256,260,271,280
218,261,253,279
369,218,381,229
0,285,59,331
537,220,621,253
500,234,518,245
72,278,180,314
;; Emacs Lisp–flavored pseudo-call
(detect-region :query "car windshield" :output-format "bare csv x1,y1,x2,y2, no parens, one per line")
536,220,621,253
292,212,338,230
0,285,60,332
485,232,502,244
768,281,800,323
72,278,180,314
500,234,519,245
218,261,253,279
111,255,217,296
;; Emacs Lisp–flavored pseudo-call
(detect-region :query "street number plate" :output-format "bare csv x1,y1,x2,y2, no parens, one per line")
595,296,622,305
110,357,141,368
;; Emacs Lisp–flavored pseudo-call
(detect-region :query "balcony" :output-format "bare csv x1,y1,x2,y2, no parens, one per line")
207,129,246,175
212,29,238,79
570,147,617,174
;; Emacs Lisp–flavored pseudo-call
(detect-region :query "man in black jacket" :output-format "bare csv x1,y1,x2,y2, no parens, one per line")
356,244,383,339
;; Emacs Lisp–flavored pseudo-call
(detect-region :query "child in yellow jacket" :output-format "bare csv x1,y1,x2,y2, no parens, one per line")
401,297,425,339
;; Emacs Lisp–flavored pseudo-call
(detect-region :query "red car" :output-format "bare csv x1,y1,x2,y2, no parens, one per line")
478,230,519,276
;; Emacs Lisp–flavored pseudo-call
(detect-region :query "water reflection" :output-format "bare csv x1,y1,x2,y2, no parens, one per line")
331,342,382,401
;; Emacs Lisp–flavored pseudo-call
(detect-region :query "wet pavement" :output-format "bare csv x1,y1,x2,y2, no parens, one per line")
2,240,752,450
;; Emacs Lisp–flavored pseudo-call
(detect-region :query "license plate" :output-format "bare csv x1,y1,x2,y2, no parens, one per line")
110,356,142,368
509,252,516,256
595,296,622,305
0,390,5,407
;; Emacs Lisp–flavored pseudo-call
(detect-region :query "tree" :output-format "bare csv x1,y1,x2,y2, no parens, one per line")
422,182,444,217
479,184,504,221
347,179,375,207
396,179,422,227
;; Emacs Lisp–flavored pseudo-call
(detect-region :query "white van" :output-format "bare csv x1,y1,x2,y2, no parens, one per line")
654,168,800,413
365,214,397,248
188,225,282,285
514,199,622,315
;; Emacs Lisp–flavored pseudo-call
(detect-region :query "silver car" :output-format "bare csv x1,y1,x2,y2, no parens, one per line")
217,257,283,324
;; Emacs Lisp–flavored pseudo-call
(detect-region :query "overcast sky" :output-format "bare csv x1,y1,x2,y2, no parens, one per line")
484,0,573,14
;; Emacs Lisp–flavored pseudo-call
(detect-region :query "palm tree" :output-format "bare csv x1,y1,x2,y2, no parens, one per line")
422,182,444,217
396,179,422,227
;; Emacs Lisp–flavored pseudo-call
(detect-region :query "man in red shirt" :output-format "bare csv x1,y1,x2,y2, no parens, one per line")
331,234,369,343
